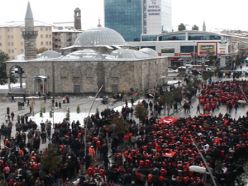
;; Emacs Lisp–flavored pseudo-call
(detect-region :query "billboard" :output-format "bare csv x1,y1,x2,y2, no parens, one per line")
197,42,217,57
144,0,161,34
218,41,228,55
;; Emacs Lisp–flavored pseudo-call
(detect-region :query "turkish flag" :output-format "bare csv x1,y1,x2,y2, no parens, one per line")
159,117,177,125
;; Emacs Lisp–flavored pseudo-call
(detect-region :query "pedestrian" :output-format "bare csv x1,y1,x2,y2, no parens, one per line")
131,97,134,106
11,112,14,121
173,102,178,113
23,94,26,103
197,104,201,114
149,101,153,111
11,94,15,102
6,107,10,115
52,98,55,106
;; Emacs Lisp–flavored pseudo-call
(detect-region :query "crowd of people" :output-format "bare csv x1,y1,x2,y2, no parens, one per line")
0,80,247,185
198,80,248,114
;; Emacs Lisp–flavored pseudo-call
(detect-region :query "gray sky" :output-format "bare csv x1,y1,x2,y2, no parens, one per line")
0,0,247,31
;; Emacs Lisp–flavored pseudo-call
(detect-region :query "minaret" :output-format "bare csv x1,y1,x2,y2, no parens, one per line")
74,8,81,30
203,21,206,32
22,2,38,60
97,19,102,27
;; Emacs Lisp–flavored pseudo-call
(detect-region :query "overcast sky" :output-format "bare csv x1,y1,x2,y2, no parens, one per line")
0,0,247,31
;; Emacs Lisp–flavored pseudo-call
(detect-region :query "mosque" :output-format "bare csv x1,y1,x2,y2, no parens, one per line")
6,3,169,95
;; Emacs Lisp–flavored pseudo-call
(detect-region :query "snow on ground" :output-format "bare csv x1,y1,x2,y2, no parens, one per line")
0,83,26,90
29,112,94,127
29,99,146,127
114,99,145,112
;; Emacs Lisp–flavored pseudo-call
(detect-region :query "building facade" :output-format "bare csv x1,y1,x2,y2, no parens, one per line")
6,58,168,95
128,31,237,67
6,27,169,95
0,23,52,60
105,0,142,41
0,3,52,60
52,23,81,52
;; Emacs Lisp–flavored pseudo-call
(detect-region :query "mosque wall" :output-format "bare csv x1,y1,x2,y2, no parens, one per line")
6,57,169,95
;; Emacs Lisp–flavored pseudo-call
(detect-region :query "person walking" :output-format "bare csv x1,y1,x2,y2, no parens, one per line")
11,112,14,121
196,104,201,114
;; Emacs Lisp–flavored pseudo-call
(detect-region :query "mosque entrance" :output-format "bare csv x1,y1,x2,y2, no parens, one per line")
33,76,48,95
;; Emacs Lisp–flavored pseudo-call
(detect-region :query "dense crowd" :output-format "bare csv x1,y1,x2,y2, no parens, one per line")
0,81,247,185
198,80,248,114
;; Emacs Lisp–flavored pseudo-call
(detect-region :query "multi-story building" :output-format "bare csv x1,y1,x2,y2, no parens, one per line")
0,21,52,59
52,8,82,52
105,0,172,41
128,30,237,67
143,0,172,34
105,0,142,41
52,22,81,52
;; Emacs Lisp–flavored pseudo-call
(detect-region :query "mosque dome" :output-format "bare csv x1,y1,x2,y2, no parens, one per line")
74,27,126,47
139,48,158,57
63,49,103,60
38,50,62,59
110,49,151,59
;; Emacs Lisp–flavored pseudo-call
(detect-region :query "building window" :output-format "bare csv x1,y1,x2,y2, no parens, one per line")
46,41,48,45
141,35,157,41
41,41,43,45
46,34,48,38
0,43,1,46
180,46,194,53
40,34,43,38
161,48,175,53
159,35,185,41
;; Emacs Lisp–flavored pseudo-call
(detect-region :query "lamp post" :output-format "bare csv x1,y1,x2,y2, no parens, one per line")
190,136,217,186
84,85,103,157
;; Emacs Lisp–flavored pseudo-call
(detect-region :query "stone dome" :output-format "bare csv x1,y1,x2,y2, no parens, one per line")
110,49,151,59
38,50,62,59
74,27,126,47
64,49,103,60
139,48,158,57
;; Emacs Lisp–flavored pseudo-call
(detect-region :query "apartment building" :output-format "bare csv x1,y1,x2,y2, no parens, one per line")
0,21,52,59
